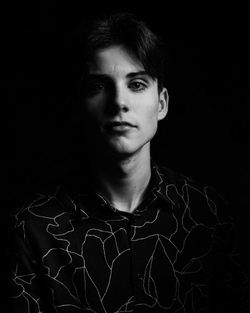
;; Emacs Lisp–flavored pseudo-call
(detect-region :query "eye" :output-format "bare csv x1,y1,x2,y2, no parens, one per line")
83,79,107,97
88,82,105,94
129,80,147,92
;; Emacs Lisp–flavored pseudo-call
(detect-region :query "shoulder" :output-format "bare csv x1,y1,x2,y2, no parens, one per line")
155,164,238,267
10,185,77,237
155,163,233,225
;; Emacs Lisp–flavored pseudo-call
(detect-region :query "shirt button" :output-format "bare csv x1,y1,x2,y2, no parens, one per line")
137,273,143,280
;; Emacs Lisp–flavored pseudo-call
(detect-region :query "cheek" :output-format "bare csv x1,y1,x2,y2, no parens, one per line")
141,95,160,122
142,97,160,134
82,96,106,118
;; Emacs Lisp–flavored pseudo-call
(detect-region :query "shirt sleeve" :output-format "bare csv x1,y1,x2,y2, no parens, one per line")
207,187,250,313
7,210,55,313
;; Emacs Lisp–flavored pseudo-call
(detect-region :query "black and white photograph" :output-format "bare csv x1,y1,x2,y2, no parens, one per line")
2,2,250,312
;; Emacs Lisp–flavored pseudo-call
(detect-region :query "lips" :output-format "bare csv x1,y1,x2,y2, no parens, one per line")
105,121,136,129
104,121,136,131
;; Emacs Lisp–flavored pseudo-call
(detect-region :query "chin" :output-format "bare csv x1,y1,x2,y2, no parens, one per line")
107,144,136,157
105,138,150,159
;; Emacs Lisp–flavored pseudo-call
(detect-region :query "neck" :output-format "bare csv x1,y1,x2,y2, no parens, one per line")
88,145,152,213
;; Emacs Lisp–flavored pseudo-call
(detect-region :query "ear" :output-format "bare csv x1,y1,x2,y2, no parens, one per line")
158,87,169,121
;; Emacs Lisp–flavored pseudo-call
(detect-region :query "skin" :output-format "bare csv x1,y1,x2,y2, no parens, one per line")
80,45,169,212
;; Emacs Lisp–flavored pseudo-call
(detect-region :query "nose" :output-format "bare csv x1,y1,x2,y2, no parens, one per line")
108,83,129,114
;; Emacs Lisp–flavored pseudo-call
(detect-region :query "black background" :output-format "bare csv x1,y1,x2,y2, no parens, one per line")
2,0,249,306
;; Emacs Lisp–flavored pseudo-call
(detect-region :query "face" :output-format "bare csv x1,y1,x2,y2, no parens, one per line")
80,45,168,158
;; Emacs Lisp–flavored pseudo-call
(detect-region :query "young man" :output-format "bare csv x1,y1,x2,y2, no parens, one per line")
8,13,249,313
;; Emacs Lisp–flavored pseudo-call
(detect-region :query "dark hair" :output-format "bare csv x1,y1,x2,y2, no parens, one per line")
75,13,167,91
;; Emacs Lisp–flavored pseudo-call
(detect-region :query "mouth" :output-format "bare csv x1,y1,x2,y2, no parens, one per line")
104,121,136,132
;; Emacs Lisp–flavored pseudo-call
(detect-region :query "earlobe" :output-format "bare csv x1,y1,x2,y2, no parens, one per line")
158,87,169,121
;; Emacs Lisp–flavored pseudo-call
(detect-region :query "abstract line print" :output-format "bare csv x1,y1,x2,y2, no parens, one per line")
8,171,237,312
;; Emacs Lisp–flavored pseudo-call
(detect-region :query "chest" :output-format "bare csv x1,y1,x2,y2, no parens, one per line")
42,208,216,312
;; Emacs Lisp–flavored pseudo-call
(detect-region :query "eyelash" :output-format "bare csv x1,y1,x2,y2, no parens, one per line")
128,80,148,92
87,80,148,96
86,83,105,95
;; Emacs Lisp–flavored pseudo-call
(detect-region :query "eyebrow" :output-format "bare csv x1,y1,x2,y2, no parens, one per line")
86,71,151,80
126,71,151,78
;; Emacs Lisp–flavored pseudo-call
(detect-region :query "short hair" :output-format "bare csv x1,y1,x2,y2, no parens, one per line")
75,13,167,91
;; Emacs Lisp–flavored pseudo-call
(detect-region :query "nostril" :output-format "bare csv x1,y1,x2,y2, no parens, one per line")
106,94,129,115
106,103,129,116
121,105,129,112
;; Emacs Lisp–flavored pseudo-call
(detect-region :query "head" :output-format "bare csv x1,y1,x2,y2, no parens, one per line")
75,13,169,159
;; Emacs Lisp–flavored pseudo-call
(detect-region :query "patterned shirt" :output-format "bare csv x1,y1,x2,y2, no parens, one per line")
7,163,249,313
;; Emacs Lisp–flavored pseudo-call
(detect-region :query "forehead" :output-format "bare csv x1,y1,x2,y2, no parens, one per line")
87,45,145,76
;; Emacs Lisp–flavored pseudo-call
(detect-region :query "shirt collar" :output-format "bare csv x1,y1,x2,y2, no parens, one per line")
62,161,179,221
150,161,171,204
